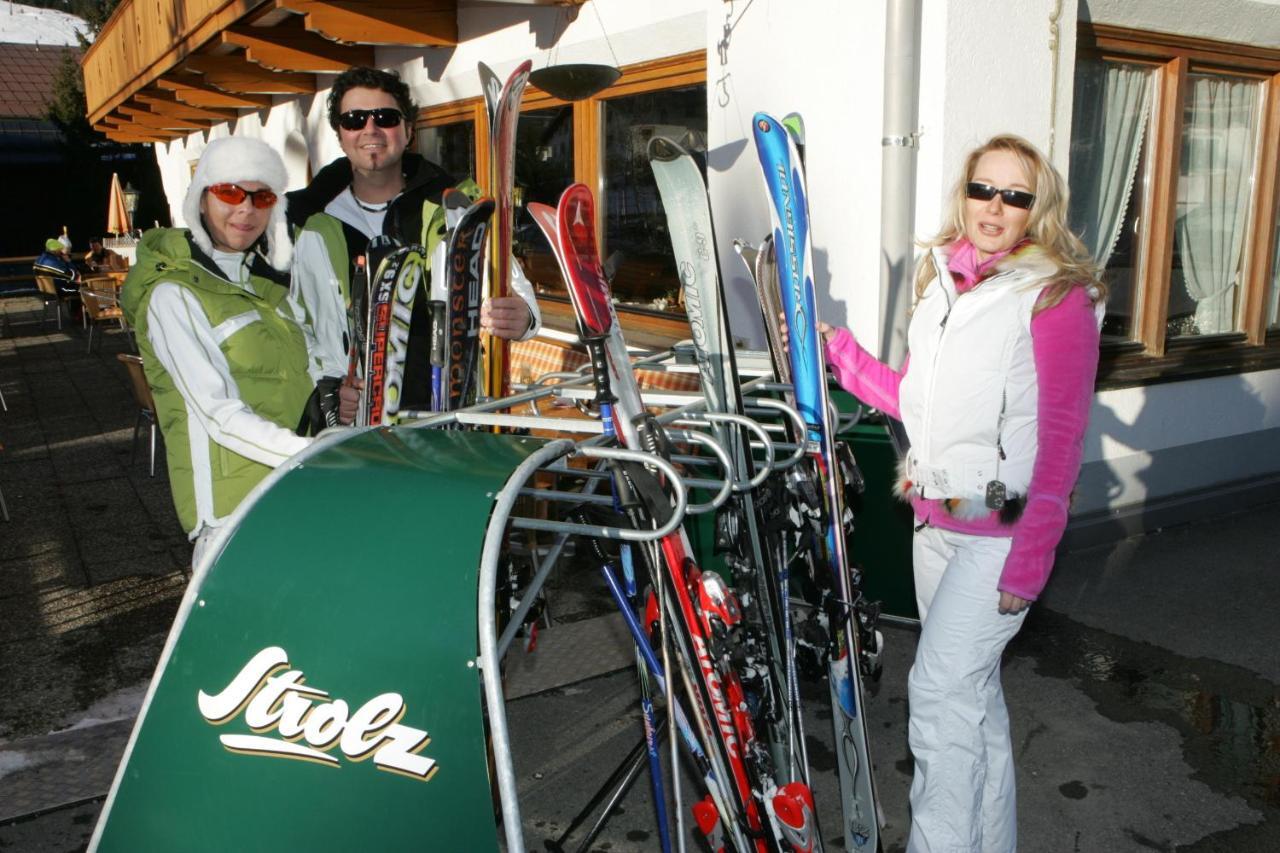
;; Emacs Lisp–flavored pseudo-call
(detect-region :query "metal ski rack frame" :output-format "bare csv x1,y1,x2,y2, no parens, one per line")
397,356,812,853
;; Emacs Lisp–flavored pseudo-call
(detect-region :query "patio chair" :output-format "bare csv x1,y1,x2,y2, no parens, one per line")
34,275,65,330
117,353,159,477
81,286,126,354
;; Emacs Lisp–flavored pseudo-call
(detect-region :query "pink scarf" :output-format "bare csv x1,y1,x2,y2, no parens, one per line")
947,238,1019,293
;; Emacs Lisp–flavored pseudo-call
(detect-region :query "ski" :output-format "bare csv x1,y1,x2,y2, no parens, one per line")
532,185,824,852
444,197,496,411
752,112,881,851
478,59,532,401
733,236,792,393
361,246,426,426
648,136,807,792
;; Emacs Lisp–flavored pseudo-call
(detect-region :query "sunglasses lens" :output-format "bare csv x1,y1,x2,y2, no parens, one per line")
1002,190,1035,210
208,184,247,205
372,108,403,128
966,182,998,202
250,190,278,209
338,110,367,131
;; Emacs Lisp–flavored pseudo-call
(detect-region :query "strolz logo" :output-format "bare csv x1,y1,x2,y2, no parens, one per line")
197,647,438,781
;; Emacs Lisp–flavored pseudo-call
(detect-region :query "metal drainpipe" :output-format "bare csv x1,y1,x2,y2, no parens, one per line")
879,0,922,368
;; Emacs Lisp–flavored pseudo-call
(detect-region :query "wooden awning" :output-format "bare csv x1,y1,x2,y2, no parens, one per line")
82,0,586,144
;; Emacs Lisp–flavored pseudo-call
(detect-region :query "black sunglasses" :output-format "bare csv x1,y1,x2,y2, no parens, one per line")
966,182,1035,210
337,108,405,131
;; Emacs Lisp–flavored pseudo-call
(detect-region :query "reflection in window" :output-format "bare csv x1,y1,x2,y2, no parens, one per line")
1068,59,1155,342
512,106,575,297
602,84,707,312
418,121,476,182
1168,73,1262,339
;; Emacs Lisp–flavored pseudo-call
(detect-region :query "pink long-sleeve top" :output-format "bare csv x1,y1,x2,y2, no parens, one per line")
824,239,1100,600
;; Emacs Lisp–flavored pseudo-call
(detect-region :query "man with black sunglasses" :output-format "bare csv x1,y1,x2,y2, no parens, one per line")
288,66,540,417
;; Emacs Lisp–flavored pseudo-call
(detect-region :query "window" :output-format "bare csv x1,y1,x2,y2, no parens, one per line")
418,120,476,182
1070,26,1280,384
513,105,575,301
418,52,706,334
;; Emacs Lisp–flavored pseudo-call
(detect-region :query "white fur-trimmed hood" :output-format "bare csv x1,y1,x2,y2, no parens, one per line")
183,136,292,271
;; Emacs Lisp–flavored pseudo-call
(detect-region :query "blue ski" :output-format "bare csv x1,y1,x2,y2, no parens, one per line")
752,111,881,851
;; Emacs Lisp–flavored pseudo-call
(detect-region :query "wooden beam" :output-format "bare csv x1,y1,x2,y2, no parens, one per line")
273,1,457,47
221,19,373,72
118,104,209,131
1242,72,1280,344
184,54,316,94
83,0,275,126
156,75,276,109
102,123,182,142
1137,56,1188,357
135,91,240,123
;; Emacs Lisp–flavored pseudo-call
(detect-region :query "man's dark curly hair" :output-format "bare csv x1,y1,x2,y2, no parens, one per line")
327,67,417,130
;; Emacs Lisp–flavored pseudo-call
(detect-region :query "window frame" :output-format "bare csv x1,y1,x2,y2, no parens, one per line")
1078,24,1280,388
416,51,706,342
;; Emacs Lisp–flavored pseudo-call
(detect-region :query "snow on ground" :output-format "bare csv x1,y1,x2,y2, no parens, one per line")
0,751,34,781
54,682,148,733
0,2,90,46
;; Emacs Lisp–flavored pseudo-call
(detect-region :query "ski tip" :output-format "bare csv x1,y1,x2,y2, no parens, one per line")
646,134,686,163
442,188,470,211
782,112,807,144
752,111,779,133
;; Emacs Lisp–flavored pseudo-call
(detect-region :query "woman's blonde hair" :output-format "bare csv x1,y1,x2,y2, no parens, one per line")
914,134,1106,313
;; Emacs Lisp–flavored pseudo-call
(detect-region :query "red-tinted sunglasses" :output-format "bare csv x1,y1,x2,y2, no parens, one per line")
966,182,1035,210
207,183,278,209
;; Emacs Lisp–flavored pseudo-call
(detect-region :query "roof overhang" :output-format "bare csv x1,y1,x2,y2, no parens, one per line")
82,0,585,143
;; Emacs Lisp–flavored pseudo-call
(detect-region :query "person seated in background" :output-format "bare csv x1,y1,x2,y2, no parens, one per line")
85,238,127,272
33,237,83,321
33,237,80,296
120,136,318,566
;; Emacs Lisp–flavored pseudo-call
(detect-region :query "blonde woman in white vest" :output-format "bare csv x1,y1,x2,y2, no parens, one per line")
793,135,1105,852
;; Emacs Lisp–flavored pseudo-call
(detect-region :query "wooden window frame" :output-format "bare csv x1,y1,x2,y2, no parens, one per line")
1080,24,1280,388
417,51,706,345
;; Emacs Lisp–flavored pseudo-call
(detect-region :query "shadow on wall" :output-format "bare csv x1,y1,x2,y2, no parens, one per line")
1068,372,1274,563
284,130,310,189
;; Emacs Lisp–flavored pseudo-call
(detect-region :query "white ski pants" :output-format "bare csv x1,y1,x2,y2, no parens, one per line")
906,525,1027,853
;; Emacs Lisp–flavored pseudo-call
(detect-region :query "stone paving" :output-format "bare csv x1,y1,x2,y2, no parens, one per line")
0,296,190,820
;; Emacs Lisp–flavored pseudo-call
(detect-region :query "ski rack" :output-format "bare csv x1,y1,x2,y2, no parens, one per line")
401,358,813,853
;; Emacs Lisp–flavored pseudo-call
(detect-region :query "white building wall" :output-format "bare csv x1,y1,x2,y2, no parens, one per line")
707,0,888,350
1083,0,1280,45
145,0,1280,524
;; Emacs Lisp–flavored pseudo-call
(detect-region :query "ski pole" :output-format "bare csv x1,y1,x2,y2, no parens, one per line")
542,716,662,853
585,330,673,853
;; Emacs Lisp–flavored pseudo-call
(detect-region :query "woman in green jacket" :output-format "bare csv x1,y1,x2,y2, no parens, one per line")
121,136,316,564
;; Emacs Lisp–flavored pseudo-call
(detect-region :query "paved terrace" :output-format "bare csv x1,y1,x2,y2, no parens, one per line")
0,292,1277,851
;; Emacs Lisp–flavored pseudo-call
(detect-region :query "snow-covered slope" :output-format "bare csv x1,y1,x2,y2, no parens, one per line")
0,2,90,47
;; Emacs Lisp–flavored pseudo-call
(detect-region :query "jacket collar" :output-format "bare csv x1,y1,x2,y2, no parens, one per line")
285,153,452,229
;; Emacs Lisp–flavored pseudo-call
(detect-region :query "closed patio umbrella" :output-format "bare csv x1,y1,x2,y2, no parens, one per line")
107,172,131,236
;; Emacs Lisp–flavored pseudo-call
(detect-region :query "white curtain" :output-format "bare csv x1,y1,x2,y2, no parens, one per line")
1175,74,1261,335
1069,61,1153,267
